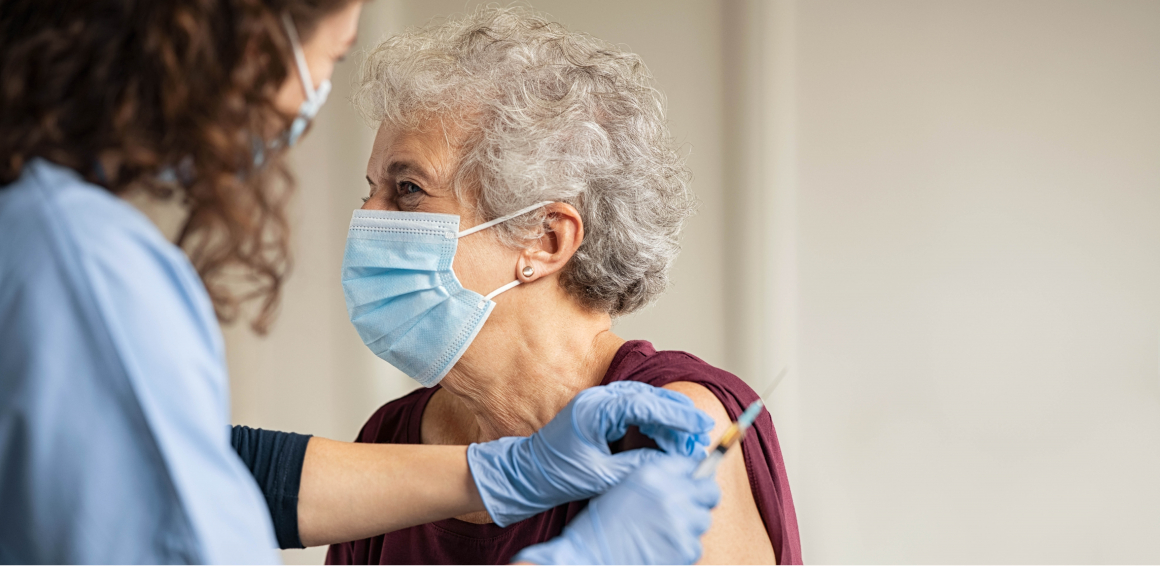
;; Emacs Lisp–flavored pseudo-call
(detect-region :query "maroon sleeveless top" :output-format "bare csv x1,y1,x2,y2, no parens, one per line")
326,340,803,565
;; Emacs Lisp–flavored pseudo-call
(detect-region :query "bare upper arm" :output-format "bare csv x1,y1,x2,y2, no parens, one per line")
663,381,777,565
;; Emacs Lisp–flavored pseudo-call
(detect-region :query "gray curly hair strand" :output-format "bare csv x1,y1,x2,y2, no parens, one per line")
353,6,695,315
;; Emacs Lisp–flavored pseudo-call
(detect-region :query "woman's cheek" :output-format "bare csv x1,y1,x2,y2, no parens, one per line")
454,236,519,296
452,239,488,294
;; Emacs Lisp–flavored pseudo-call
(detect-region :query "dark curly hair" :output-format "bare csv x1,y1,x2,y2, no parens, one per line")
0,0,356,333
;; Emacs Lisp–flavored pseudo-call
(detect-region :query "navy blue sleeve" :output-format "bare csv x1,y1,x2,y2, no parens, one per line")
230,426,312,549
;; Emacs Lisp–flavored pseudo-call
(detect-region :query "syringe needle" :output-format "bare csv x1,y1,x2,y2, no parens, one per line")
691,400,765,479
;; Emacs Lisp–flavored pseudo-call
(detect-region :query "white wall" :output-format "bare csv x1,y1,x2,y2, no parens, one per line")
791,1,1160,562
221,1,1160,563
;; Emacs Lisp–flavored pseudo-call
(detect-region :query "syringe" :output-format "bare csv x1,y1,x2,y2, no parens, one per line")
692,400,765,479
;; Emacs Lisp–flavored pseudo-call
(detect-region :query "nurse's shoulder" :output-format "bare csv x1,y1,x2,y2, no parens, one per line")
0,159,196,298
0,159,278,564
0,158,228,395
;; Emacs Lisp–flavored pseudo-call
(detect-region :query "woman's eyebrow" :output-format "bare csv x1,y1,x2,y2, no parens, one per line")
386,160,432,184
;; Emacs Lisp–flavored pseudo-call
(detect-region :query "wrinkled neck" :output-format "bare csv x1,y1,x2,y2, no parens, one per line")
439,289,624,441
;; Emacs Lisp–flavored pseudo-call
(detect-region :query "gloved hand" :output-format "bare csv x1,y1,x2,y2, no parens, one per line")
513,454,721,565
467,381,714,527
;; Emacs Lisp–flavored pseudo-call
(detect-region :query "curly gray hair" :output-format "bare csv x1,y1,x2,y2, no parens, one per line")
353,6,694,315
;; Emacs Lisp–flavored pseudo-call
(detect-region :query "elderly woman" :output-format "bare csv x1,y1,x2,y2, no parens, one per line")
329,7,801,565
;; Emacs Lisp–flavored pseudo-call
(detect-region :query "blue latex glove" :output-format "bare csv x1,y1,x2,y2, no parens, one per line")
467,381,714,527
514,454,721,565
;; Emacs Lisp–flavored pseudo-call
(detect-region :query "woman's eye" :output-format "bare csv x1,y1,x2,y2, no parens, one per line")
398,181,424,195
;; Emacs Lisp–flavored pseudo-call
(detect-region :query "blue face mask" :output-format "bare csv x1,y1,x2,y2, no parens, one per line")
342,202,553,387
280,13,331,148
251,14,332,167
152,15,328,178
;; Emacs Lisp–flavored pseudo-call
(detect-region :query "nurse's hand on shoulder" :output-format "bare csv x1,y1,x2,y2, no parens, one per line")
467,381,714,527
514,453,721,565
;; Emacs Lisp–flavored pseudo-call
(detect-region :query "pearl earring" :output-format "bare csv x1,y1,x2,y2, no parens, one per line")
521,266,535,277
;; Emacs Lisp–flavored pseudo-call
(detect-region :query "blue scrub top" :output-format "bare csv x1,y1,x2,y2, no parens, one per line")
0,160,279,563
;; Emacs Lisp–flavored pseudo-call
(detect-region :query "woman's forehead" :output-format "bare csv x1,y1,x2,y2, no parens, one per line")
367,121,463,186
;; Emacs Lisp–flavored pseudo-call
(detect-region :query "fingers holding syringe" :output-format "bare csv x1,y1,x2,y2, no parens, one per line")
605,385,715,456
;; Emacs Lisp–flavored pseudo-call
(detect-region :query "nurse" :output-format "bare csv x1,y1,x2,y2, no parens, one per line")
0,1,720,564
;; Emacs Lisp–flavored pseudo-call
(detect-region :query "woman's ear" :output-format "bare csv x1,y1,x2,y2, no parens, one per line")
518,202,584,283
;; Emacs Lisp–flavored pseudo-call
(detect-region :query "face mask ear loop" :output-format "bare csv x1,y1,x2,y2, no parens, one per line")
456,201,556,239
281,13,317,103
479,280,521,308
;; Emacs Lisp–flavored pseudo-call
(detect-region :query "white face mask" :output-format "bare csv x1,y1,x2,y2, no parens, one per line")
279,13,331,147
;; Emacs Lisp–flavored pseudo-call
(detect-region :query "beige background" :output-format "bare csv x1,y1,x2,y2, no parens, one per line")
221,1,1160,563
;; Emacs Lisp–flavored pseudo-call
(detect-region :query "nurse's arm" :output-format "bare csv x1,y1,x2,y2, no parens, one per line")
229,426,484,548
296,437,484,546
